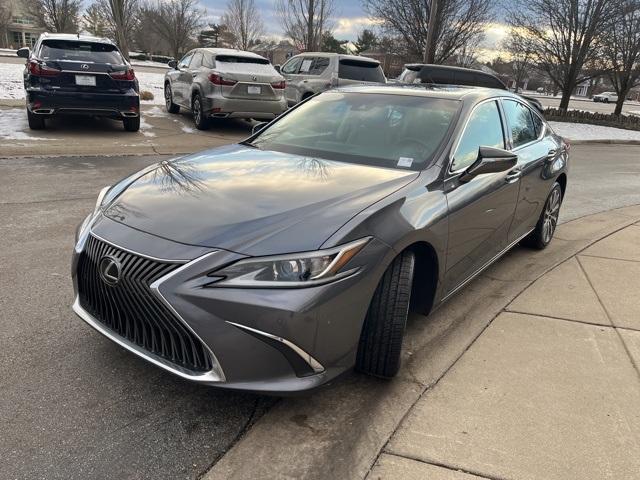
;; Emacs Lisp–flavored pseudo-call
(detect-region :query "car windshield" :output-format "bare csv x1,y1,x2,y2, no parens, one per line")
40,40,124,64
250,92,460,170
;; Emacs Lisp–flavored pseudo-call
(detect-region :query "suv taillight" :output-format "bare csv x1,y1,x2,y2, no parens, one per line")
271,80,286,89
209,73,237,86
109,68,135,80
28,60,60,77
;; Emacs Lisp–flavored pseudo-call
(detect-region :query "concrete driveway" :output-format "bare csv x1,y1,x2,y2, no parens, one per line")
2,144,640,479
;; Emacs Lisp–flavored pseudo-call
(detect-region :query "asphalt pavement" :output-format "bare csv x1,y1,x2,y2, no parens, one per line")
1,144,640,479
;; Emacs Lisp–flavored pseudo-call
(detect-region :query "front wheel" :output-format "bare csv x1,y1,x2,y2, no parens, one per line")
522,182,563,249
165,83,180,114
356,251,415,378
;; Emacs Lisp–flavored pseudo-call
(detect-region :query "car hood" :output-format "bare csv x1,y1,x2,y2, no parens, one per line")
104,145,418,255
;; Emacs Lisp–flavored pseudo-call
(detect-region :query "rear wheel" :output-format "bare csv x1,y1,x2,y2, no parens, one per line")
192,93,209,130
123,116,140,132
522,182,563,249
165,83,180,113
356,251,415,378
27,109,45,130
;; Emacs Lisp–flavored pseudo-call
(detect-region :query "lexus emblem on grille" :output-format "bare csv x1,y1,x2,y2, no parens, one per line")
99,256,121,286
81,64,89,70
252,75,257,81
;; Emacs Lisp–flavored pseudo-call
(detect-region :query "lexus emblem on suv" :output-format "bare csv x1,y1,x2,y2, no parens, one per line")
81,64,89,70
252,75,257,81
99,256,121,286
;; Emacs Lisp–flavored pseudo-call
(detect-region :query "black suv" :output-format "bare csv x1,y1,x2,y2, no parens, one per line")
17,33,140,131
396,64,544,113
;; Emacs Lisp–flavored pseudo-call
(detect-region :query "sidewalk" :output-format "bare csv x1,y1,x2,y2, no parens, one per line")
369,222,640,479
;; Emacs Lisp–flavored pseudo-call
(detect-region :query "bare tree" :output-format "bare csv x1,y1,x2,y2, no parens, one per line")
28,0,81,33
507,0,613,110
145,0,203,59
83,3,109,37
85,0,138,59
275,0,335,51
602,0,640,115
362,0,491,64
222,0,263,51
502,31,534,93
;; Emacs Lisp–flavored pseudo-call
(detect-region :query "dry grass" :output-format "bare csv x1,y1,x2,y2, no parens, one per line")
140,91,154,101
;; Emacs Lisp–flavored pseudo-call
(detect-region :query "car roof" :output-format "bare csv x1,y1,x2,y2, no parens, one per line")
39,32,114,45
294,52,380,64
333,84,524,103
199,48,268,61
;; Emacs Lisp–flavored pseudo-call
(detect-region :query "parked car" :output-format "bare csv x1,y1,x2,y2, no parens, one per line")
593,92,618,103
72,85,568,394
163,48,287,130
17,33,140,131
396,64,545,113
278,52,386,106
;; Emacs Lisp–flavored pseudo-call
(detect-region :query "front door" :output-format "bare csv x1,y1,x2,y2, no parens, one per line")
444,99,521,296
173,51,195,106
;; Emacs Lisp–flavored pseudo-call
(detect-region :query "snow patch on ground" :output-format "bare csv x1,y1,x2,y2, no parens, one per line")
0,109,52,140
145,105,169,117
0,62,165,104
139,115,155,137
549,121,640,141
180,124,195,133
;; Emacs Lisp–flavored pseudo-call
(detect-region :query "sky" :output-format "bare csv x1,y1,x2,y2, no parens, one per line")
201,0,508,60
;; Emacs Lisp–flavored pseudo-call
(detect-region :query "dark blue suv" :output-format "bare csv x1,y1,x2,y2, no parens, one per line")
17,33,140,131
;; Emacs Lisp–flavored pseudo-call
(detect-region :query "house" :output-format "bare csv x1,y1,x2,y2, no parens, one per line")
1,0,44,49
250,40,299,67
360,49,405,78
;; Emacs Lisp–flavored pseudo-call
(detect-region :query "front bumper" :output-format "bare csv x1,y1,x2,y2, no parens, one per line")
27,88,140,118
71,217,390,394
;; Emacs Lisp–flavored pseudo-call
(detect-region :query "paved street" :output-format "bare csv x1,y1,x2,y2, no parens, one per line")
1,144,639,479
534,94,640,115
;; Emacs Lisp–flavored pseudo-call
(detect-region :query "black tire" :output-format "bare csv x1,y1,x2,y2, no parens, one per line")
192,93,209,130
123,116,140,132
356,251,415,378
165,83,180,113
522,182,563,249
27,109,45,130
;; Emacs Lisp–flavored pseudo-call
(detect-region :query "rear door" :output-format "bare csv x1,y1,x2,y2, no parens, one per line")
444,99,520,296
337,59,386,86
34,39,129,94
501,99,560,242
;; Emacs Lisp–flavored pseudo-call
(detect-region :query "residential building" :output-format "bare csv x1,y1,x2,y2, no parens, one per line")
250,40,299,67
2,0,44,49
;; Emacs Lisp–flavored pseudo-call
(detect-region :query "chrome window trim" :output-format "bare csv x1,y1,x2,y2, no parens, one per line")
448,96,507,175
226,321,325,373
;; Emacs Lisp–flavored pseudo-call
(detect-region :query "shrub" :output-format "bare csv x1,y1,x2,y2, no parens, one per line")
139,91,154,101
544,107,640,132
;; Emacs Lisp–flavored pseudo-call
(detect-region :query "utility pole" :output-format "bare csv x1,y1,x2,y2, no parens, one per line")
423,0,438,63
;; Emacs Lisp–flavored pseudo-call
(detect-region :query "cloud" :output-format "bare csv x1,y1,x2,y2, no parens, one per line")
332,17,382,40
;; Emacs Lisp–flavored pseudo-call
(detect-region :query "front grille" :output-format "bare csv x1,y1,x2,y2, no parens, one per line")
77,235,213,372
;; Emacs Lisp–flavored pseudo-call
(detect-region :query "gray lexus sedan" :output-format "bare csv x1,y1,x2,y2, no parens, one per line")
72,85,568,394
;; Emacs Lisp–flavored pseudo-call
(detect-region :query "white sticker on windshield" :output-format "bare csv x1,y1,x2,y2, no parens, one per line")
397,157,413,168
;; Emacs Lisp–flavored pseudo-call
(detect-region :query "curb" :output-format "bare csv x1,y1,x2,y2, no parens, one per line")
202,205,640,480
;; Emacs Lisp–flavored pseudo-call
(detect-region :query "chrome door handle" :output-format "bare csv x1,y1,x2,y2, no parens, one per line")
506,169,522,183
191,72,197,77
546,149,557,160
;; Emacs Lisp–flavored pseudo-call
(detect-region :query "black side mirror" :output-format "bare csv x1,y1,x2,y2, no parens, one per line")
460,146,518,183
17,47,29,59
252,122,268,135
168,60,177,69
274,64,281,73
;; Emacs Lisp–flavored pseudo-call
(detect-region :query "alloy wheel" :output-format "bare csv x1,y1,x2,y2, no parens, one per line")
542,187,561,244
165,85,172,110
193,97,201,125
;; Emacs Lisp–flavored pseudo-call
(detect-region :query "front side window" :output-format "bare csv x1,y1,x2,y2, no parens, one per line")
281,57,302,74
250,92,459,170
178,51,194,69
190,52,203,69
308,57,329,75
502,99,537,148
452,101,505,171
39,40,124,63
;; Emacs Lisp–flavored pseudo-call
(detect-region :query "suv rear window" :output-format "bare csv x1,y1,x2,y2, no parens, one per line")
216,55,269,65
338,59,385,82
39,40,123,64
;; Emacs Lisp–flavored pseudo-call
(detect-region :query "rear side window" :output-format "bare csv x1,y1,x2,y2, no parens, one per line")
216,55,269,65
39,40,123,64
452,101,505,171
531,112,544,137
338,59,385,82
503,100,538,148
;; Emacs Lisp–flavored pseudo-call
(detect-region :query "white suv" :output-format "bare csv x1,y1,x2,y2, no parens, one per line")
593,92,618,103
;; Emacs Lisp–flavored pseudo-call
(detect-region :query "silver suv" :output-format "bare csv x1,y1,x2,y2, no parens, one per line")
164,48,287,129
279,53,386,106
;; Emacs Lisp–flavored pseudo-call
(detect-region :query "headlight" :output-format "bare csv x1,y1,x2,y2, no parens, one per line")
208,237,371,288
